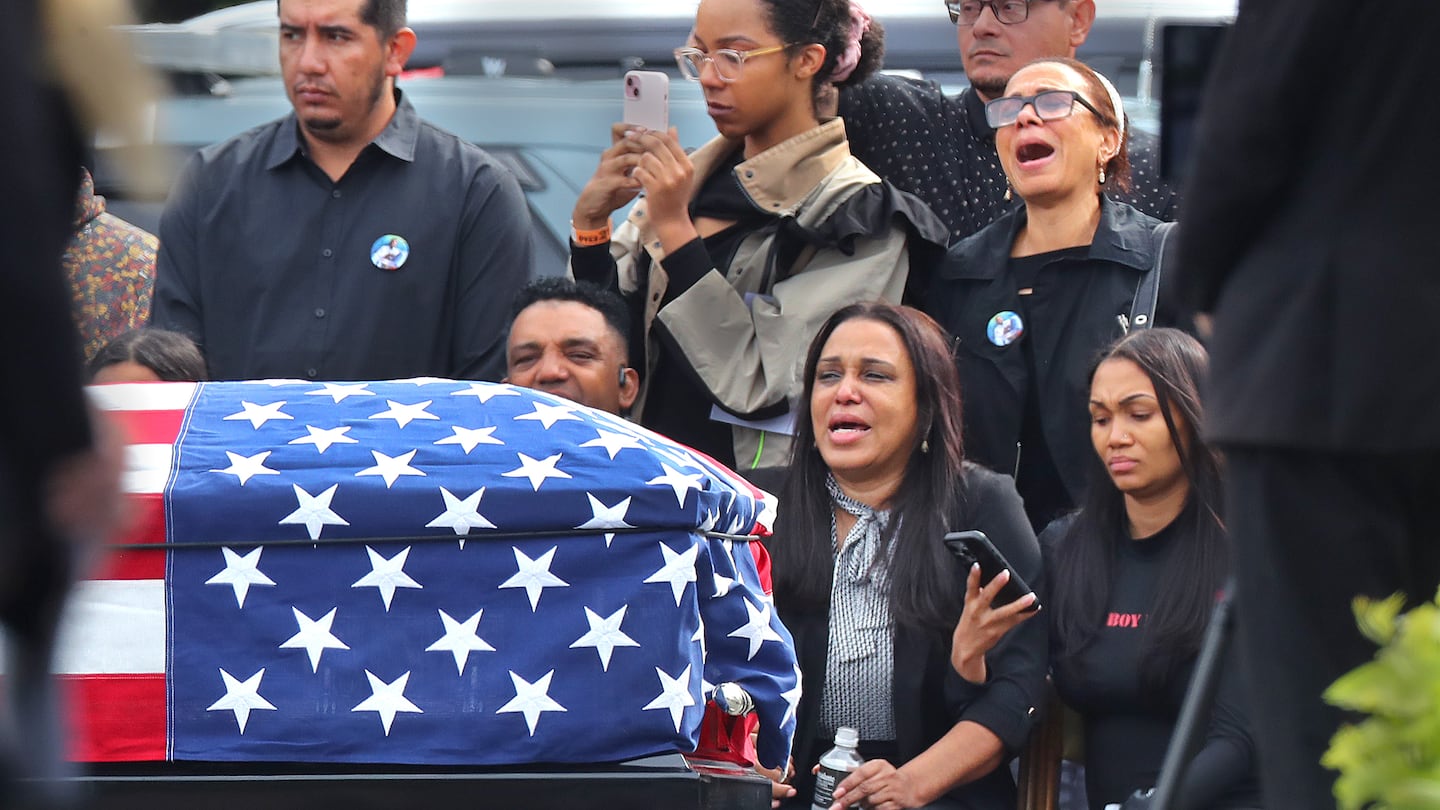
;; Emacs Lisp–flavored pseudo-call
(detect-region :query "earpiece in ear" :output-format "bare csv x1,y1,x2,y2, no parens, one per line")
618,366,629,387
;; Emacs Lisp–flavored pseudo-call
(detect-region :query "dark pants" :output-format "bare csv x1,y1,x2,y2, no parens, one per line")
1223,447,1440,810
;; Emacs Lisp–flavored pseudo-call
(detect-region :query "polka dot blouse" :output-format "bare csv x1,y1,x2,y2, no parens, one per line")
838,72,1179,244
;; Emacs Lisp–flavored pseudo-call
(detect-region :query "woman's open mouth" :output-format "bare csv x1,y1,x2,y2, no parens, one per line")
827,416,871,442
1015,141,1056,167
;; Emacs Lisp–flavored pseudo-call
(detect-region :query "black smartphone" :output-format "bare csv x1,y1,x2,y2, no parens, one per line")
943,530,1039,611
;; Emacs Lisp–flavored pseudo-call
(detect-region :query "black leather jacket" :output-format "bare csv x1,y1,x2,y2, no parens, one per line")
928,196,1174,508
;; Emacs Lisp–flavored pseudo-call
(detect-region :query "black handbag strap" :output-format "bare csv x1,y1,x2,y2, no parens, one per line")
1130,221,1176,329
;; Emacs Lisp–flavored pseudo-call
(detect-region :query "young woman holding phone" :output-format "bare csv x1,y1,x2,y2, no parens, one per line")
569,0,945,472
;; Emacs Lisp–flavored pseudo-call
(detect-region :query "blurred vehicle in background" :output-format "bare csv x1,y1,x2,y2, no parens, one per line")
97,0,1236,277
119,0,1238,91
95,75,717,278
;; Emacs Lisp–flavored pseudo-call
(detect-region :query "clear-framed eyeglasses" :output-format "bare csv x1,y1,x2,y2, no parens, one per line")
985,89,1105,128
673,44,791,82
946,0,1039,26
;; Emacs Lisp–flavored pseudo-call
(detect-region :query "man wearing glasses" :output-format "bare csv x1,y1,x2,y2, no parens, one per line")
835,0,1176,246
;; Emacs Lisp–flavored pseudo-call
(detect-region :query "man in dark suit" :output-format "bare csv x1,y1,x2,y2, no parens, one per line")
1175,1,1440,806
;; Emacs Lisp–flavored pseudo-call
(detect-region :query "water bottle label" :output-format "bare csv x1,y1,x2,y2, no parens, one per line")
811,767,842,810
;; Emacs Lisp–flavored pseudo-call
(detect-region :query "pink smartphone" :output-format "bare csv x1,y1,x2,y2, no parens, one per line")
623,69,669,132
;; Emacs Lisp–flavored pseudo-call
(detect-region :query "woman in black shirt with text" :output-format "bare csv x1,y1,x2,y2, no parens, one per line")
953,328,1261,809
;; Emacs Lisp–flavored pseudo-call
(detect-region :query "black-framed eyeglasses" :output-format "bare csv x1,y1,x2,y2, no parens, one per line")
674,44,791,83
985,89,1104,128
946,0,1040,26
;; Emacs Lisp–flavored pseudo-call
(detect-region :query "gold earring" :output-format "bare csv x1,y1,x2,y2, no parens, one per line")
1003,184,1012,202
1098,165,1107,185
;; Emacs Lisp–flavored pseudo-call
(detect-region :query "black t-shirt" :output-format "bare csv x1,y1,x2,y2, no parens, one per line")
1048,517,1261,810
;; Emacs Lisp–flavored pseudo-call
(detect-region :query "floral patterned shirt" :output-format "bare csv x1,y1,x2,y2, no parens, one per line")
65,168,156,359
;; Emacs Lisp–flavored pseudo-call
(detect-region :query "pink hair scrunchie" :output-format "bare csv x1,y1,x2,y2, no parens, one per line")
828,1,872,84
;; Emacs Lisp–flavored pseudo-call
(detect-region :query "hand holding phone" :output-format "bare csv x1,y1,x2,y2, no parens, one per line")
943,530,1039,611
623,70,669,132
946,529,1040,683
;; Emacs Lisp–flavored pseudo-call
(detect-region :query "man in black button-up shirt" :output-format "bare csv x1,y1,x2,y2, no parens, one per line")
152,0,531,382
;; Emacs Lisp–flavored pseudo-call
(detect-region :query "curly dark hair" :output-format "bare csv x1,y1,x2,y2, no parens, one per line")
509,276,631,365
760,0,886,108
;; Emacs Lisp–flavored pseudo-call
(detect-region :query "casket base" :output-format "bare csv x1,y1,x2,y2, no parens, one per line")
53,754,771,809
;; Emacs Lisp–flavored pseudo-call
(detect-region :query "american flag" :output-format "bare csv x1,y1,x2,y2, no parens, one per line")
61,379,800,770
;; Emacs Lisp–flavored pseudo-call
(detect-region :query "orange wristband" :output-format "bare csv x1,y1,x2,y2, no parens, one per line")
571,222,612,247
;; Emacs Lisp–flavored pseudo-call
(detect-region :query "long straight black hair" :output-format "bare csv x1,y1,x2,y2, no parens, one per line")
1049,328,1228,696
769,303,968,633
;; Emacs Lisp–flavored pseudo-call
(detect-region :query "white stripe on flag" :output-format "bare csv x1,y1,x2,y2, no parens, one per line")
0,580,166,675
123,443,174,495
54,580,166,674
87,382,198,411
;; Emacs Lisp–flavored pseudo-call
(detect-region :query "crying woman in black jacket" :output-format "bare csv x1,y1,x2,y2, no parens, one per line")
755,303,1046,810
928,58,1179,533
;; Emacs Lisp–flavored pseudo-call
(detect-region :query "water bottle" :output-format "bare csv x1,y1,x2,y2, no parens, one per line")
811,726,864,810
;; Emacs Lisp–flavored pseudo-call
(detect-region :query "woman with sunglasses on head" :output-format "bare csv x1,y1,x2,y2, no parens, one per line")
953,328,1261,809
569,0,946,472
927,57,1180,533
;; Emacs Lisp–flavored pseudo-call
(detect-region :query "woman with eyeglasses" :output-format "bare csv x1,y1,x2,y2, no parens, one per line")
927,57,1180,533
569,0,946,472
952,328,1261,809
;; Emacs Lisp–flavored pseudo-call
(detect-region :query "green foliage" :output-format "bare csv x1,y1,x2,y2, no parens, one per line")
1323,589,1440,810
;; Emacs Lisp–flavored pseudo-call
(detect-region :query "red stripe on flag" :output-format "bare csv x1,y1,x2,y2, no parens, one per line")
63,674,166,762
93,494,166,580
112,409,185,447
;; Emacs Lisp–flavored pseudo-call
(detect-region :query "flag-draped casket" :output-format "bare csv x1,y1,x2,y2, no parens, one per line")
69,380,800,770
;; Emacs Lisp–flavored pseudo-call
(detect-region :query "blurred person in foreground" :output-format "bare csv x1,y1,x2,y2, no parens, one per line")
570,0,947,472
1173,1,1440,806
0,0,138,801
754,303,1045,809
929,57,1178,533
